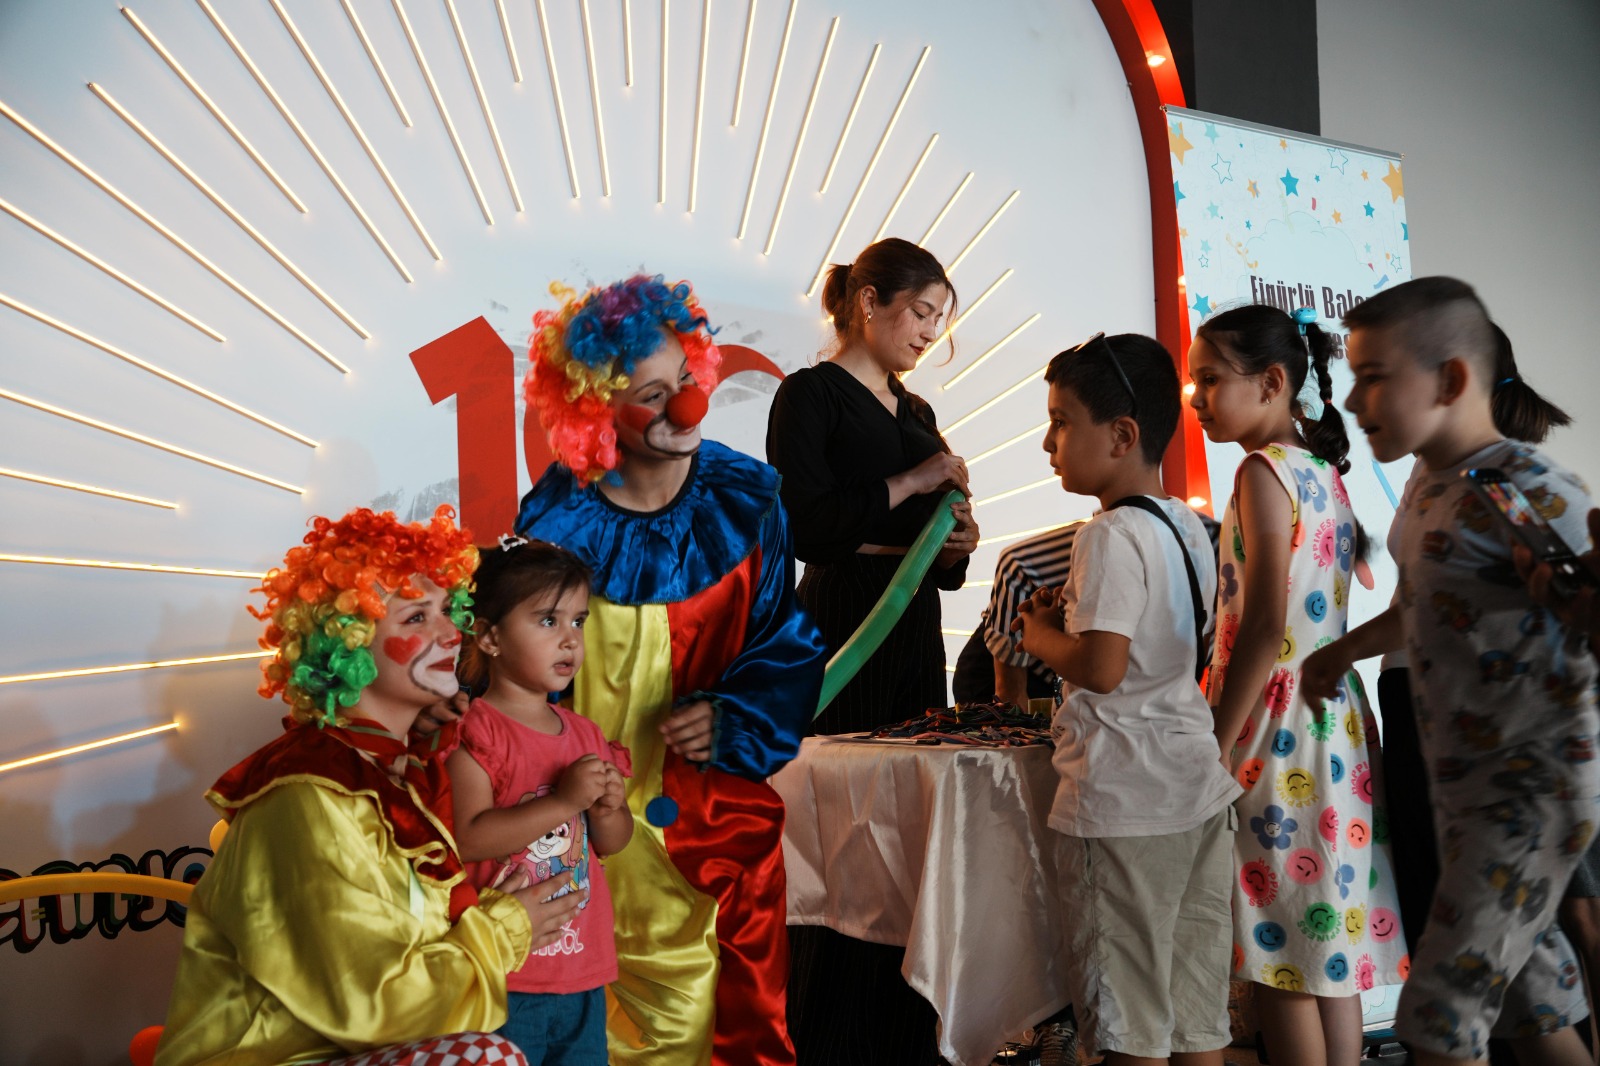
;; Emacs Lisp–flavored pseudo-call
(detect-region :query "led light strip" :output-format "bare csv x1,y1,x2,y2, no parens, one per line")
0,722,179,777
943,361,1045,435
947,189,1019,273
818,43,879,194
198,0,415,280
121,8,308,212
89,82,372,340
0,197,223,342
872,131,937,243
972,476,1056,509
0,554,264,578
977,523,1061,548
494,0,522,81
730,0,757,125
920,172,971,245
0,467,177,510
0,651,268,686
0,99,346,373
0,388,305,494
805,46,931,298
687,0,710,211
0,293,318,447
736,0,798,239
579,0,612,198
388,1,495,225
966,421,1047,467
909,267,1011,369
658,0,669,204
534,0,581,198
266,0,442,259
623,0,634,86
942,312,1042,391
762,16,837,254
340,0,413,125
444,0,524,212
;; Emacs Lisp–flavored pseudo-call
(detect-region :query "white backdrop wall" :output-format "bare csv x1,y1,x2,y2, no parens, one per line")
1317,0,1600,476
0,1,1153,1060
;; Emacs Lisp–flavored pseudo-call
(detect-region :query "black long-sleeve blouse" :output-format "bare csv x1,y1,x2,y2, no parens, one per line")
765,361,968,589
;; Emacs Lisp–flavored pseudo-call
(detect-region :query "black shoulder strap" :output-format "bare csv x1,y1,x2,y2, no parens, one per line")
1107,496,1209,683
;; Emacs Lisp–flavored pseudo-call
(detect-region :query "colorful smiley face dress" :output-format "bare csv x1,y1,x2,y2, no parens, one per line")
1211,444,1408,996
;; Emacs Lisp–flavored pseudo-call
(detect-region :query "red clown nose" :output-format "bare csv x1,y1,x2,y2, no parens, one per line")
665,387,709,428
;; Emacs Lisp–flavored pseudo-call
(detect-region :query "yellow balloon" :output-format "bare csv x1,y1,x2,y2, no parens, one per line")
208,818,229,853
0,872,193,906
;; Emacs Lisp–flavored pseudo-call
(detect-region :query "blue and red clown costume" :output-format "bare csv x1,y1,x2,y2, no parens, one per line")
515,275,826,1066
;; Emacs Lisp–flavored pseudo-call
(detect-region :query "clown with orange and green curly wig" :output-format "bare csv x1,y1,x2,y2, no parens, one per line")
156,503,591,1066
251,505,479,726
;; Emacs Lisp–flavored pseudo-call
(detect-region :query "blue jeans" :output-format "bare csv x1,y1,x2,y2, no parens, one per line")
497,987,608,1066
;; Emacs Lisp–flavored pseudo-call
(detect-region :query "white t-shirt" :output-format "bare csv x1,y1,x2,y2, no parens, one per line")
1048,497,1242,837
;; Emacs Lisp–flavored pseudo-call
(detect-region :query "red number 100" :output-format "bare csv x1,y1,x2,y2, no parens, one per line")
411,317,782,539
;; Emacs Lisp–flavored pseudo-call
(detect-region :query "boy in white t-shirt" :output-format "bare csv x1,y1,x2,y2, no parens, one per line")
1017,332,1242,1066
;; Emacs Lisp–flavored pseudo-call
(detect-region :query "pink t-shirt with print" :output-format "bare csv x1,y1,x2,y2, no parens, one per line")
458,697,620,995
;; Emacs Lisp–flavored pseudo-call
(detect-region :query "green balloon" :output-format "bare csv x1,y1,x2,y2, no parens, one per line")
815,489,965,717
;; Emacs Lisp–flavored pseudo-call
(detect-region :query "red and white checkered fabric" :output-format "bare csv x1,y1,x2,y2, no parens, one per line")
324,1032,527,1066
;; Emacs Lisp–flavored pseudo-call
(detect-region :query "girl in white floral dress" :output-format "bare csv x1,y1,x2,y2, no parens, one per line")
1188,304,1406,1066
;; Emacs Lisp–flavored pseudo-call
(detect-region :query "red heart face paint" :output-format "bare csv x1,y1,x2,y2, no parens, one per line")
382,636,427,665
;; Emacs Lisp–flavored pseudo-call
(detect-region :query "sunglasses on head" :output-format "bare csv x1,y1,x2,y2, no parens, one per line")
1069,331,1138,420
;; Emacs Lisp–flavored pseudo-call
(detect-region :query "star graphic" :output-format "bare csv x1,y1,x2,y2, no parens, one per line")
1191,295,1212,316
1245,220,1253,230
1207,202,1221,218
1364,243,1372,253
1247,179,1259,199
1332,209,1343,223
1280,169,1300,196
1402,222,1409,241
1169,122,1195,164
1327,148,1350,174
1382,161,1405,201
1361,170,1369,180
1204,123,1220,143
1174,180,1185,204
1211,155,1234,184
1391,256,1404,273
1363,201,1375,218
1198,254,1210,267
1200,239,1212,253
1279,138,1288,150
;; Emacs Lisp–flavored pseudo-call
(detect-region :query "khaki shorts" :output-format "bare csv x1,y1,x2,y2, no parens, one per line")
1056,806,1238,1058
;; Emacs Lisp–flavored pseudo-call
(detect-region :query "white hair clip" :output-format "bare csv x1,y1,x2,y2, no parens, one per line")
496,533,530,552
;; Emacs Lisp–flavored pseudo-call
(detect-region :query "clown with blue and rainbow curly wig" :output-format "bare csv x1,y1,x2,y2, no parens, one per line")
525,274,721,485
515,274,827,1065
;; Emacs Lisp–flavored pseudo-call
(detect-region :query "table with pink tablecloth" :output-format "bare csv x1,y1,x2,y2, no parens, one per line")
772,735,1072,1066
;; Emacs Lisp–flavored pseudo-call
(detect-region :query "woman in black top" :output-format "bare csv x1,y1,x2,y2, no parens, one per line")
769,237,979,1066
767,237,979,735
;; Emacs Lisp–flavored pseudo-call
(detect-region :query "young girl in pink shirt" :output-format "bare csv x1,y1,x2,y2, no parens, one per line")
448,538,634,1065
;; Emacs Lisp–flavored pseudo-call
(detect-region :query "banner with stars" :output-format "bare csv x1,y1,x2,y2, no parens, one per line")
1166,105,1413,761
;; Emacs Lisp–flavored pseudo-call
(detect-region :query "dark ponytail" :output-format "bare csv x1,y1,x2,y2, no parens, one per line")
1299,322,1353,474
1489,322,1570,445
1195,304,1353,474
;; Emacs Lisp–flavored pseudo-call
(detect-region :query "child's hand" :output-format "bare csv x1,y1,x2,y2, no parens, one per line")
1300,641,1352,707
594,762,627,813
1514,506,1600,637
555,754,609,810
662,700,715,763
1011,586,1064,656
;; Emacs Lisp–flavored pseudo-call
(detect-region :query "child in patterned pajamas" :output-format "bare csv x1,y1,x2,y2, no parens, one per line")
1305,277,1599,1066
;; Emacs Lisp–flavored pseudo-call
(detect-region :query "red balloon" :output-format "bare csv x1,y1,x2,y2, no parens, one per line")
129,1026,163,1066
665,387,709,428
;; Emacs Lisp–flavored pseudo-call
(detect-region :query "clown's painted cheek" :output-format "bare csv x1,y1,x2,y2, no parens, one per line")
665,386,708,428
382,636,427,665
617,404,657,434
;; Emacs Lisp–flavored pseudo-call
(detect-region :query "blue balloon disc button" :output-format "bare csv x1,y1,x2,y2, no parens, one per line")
645,796,679,827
